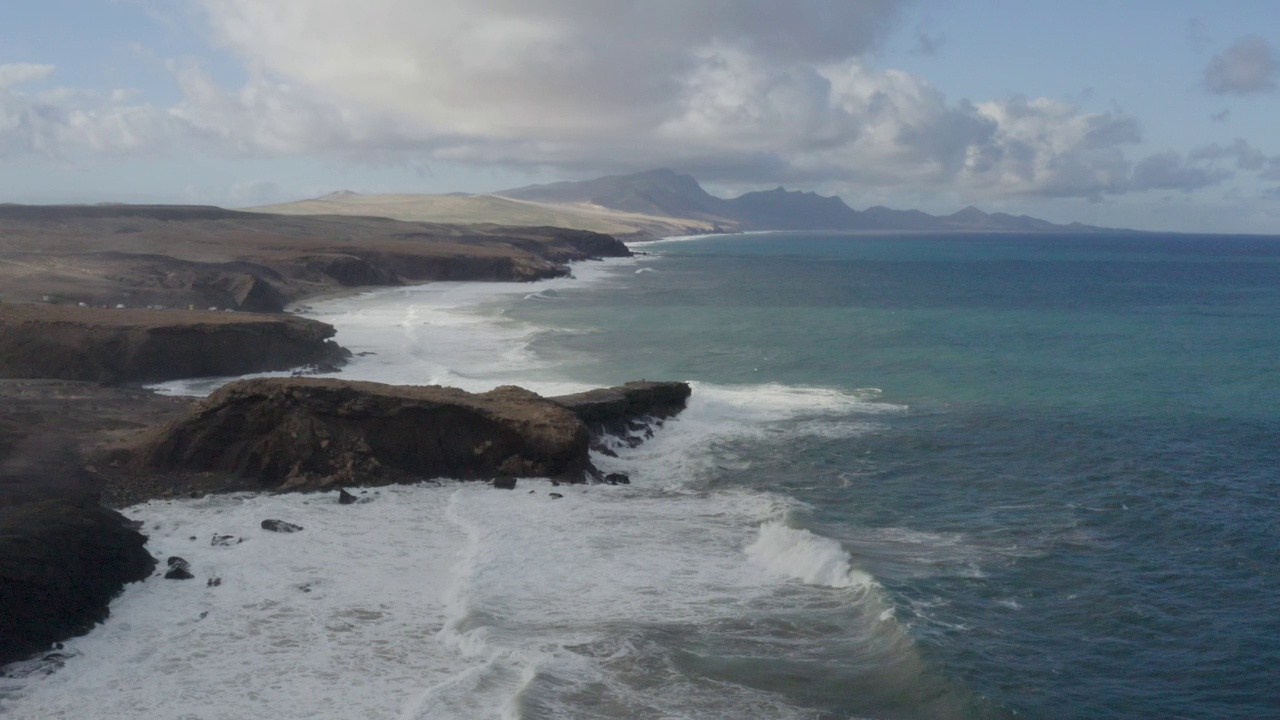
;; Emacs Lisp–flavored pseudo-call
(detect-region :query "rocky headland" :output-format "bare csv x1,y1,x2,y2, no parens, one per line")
123,377,690,496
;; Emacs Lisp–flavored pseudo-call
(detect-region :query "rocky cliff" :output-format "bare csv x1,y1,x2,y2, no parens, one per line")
0,304,349,384
0,498,156,665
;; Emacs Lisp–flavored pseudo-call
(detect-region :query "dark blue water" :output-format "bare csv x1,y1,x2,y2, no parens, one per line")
511,233,1280,719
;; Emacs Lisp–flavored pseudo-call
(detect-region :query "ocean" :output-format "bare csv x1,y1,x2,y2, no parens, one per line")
2,231,1277,719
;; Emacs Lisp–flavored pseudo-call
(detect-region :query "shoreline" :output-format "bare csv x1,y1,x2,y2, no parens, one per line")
0,241,685,669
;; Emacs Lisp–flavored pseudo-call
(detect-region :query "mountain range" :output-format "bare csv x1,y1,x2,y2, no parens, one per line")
254,169,1113,239
496,169,1108,234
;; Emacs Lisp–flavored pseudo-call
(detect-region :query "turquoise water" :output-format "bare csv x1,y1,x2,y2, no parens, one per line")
506,233,1280,719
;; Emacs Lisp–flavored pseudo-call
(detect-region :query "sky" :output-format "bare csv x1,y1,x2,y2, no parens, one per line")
2,1,1279,233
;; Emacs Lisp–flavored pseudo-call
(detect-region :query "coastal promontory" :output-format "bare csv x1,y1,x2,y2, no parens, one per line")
129,377,691,493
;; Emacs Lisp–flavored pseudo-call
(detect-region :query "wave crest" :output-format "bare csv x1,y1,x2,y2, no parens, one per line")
746,521,874,589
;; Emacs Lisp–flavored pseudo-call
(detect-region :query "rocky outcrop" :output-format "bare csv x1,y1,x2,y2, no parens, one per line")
0,498,155,665
138,378,596,490
134,378,692,493
0,304,350,384
551,381,692,437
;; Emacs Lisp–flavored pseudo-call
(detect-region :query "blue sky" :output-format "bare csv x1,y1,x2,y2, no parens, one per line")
2,1,1279,233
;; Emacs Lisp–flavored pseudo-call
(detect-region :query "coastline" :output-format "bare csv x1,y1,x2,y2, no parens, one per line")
0,222,683,673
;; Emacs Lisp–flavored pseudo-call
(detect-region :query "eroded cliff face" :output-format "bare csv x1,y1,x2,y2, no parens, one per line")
0,304,349,384
138,378,596,489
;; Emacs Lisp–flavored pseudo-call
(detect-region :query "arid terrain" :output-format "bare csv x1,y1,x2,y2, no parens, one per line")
0,204,630,312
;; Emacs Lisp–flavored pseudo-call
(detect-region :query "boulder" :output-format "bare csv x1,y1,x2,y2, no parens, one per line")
261,519,303,533
338,488,358,505
493,477,518,490
604,472,631,485
164,557,194,580
0,499,155,665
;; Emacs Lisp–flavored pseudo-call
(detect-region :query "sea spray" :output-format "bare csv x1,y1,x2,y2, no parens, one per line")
746,520,875,589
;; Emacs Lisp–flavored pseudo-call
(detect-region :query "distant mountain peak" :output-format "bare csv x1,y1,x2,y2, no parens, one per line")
949,205,989,220
497,168,726,222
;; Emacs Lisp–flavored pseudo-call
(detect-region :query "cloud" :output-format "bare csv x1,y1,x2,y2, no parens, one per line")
196,0,906,140
0,3,1246,208
1131,151,1230,192
1210,109,1231,122
177,1,1153,201
1203,35,1277,95
0,63,55,89
0,63,190,159
1189,139,1280,182
962,97,1138,199
1190,138,1267,170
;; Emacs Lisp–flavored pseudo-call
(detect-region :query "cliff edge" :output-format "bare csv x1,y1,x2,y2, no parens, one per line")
0,304,349,384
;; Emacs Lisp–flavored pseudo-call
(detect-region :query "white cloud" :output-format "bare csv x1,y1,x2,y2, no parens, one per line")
0,63,55,89
0,64,187,159
2,3,1272,209
175,1,1157,201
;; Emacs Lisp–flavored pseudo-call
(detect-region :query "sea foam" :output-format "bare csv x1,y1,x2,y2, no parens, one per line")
4,254,937,719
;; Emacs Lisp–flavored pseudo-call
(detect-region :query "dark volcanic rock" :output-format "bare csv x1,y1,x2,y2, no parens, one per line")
0,304,350,384
164,556,194,580
139,378,594,490
261,519,304,533
0,499,155,665
551,381,691,438
493,477,518,490
604,472,631,485
338,488,358,505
